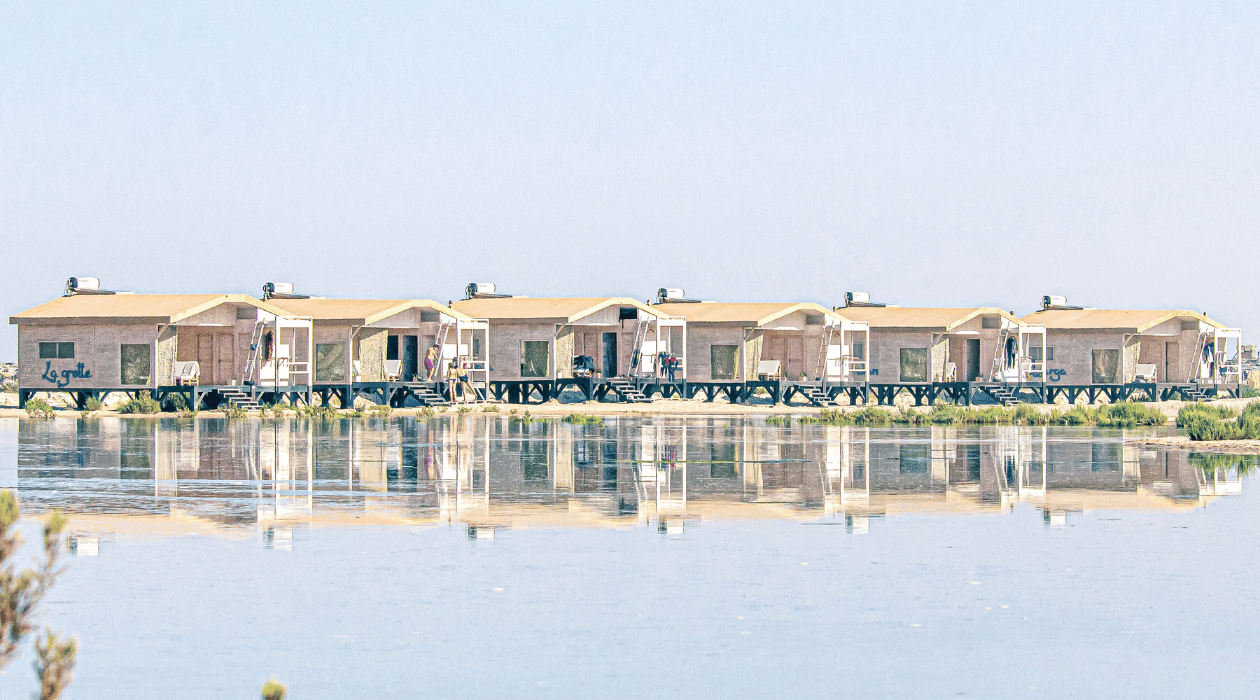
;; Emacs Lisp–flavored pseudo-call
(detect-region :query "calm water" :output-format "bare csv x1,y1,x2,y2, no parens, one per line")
0,415,1255,699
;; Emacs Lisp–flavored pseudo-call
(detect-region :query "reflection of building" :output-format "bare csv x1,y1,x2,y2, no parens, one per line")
13,417,1246,540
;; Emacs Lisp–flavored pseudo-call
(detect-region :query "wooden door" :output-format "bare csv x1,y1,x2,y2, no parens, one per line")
1165,342,1179,383
197,335,216,385
783,336,804,379
215,333,236,385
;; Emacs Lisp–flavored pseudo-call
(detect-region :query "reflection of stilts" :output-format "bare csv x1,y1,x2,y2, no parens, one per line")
820,426,870,516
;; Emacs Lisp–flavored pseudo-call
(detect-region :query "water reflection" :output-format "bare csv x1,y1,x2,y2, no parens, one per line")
10,416,1249,543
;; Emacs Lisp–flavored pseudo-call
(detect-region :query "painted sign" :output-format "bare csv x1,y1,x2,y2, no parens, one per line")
1047,368,1066,382
42,361,91,388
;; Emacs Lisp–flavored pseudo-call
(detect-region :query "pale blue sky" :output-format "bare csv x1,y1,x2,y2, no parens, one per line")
3,1,1258,359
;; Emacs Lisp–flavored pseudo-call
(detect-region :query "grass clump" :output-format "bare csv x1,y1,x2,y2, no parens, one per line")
1184,402,1260,441
296,405,338,421
117,395,161,414
1176,403,1236,427
1095,401,1166,427
563,413,605,426
83,397,102,412
24,398,55,419
482,405,500,412
509,411,545,427
764,415,792,427
225,404,248,420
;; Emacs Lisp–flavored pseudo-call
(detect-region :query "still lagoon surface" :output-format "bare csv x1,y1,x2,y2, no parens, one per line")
0,414,1256,698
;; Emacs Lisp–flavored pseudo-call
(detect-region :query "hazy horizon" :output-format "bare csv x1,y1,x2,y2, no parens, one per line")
4,1,1258,360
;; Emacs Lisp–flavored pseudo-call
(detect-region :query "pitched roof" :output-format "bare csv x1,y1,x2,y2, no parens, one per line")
837,307,1021,331
264,298,469,325
450,297,658,322
9,294,290,325
1022,308,1226,332
652,301,853,327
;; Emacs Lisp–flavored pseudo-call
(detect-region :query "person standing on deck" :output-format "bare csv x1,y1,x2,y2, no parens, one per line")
424,345,440,381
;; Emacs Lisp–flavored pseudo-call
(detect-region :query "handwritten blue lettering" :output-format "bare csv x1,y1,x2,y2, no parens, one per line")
1047,368,1066,382
41,361,91,389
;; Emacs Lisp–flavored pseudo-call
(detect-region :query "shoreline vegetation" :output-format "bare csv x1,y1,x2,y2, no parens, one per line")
8,396,1260,444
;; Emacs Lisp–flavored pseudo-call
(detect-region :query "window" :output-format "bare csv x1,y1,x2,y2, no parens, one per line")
420,310,439,323
805,313,824,326
981,316,1000,329
711,345,738,380
1092,349,1120,384
1029,346,1055,362
236,307,256,320
387,335,399,361
315,343,347,382
852,341,865,360
619,307,638,321
899,348,928,382
39,342,74,359
120,344,151,385
473,336,482,358
521,341,549,378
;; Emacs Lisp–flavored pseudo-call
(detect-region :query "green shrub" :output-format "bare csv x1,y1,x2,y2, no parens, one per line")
226,404,248,420
161,392,191,413
482,405,500,412
799,407,894,426
764,415,791,427
117,395,161,414
83,397,102,412
1096,401,1167,428
563,413,606,426
24,398,55,419
1240,386,1260,399
1177,403,1236,427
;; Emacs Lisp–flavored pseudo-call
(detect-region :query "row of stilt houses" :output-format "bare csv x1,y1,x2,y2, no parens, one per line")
8,278,1248,410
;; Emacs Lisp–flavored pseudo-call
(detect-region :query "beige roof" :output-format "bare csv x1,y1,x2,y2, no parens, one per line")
9,294,290,325
1022,308,1226,332
264,298,469,325
838,307,1020,331
653,301,853,327
450,297,658,323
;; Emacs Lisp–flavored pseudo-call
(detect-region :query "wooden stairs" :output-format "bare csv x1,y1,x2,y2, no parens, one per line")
797,385,838,407
218,388,263,411
608,378,652,403
988,385,1018,407
413,385,451,407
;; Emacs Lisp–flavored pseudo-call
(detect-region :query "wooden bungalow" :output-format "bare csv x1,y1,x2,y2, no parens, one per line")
650,300,869,404
1021,304,1242,401
834,305,1046,405
448,296,685,402
10,289,313,409
262,297,489,406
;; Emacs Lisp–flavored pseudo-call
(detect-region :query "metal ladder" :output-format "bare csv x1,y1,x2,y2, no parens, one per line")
1188,330,1209,383
242,321,266,384
814,325,836,383
990,327,1012,381
628,318,653,377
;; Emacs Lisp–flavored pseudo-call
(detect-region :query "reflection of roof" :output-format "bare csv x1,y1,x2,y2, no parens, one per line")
265,298,469,325
653,302,855,327
10,294,290,325
451,297,659,322
1022,309,1226,332
838,307,1020,331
